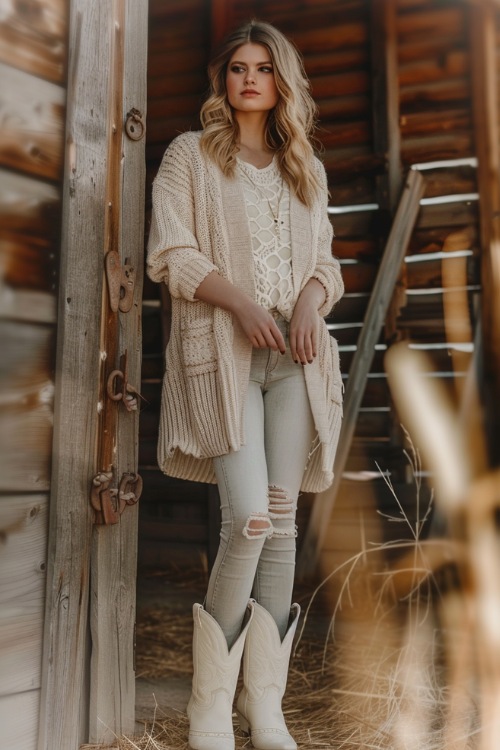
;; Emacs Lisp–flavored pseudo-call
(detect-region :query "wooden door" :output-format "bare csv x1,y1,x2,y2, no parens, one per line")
38,1,148,748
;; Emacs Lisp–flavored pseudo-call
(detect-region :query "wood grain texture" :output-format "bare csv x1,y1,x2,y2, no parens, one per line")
0,322,54,490
0,690,39,750
0,495,48,697
38,1,109,747
0,63,65,181
88,0,147,742
0,0,66,83
0,170,60,237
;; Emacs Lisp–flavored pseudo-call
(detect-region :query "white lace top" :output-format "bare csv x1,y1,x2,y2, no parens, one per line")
237,157,294,317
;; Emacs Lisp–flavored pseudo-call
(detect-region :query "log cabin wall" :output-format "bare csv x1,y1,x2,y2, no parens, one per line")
0,0,67,747
140,0,485,570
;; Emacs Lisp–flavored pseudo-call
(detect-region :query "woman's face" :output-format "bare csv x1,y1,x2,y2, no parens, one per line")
226,43,279,115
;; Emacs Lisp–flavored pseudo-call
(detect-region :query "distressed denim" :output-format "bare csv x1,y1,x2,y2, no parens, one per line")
205,316,315,647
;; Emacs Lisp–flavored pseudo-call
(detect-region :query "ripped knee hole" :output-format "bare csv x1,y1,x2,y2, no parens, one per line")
268,485,296,520
242,512,273,540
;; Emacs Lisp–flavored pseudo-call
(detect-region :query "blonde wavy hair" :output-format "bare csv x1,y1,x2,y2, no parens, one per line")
200,20,322,207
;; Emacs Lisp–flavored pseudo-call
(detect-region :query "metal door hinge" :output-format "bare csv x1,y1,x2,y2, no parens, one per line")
91,471,143,525
105,250,135,313
106,349,141,412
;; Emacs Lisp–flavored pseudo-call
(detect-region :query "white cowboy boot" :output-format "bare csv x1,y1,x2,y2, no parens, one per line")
236,602,300,750
187,601,253,750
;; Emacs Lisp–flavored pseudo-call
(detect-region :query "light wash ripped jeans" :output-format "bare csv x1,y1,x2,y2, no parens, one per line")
205,315,316,647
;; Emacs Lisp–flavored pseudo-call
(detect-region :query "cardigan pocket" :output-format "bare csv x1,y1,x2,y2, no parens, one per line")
181,318,217,376
181,318,228,456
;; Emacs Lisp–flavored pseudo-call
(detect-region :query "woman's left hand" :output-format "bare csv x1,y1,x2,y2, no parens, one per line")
289,278,326,365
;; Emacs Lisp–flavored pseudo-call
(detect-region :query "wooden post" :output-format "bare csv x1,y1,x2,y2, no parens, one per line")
469,0,500,465
38,1,147,748
371,0,402,217
370,0,405,347
88,0,147,742
297,169,424,578
37,1,108,745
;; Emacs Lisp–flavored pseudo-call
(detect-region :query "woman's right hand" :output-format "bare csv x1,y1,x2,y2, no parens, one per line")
194,271,286,353
233,297,286,353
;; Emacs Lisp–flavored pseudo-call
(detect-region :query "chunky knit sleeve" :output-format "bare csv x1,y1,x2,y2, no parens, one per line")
312,159,344,317
147,135,218,301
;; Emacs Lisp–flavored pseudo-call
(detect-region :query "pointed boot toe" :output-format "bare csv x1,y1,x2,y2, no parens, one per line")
236,602,300,750
187,602,254,750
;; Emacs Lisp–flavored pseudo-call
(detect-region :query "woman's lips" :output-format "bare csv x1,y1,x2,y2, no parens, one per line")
241,90,259,96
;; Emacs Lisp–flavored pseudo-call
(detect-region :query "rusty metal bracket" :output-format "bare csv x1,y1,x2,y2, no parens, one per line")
106,350,141,411
90,471,142,525
125,108,146,141
105,250,135,313
91,471,118,525
119,472,143,509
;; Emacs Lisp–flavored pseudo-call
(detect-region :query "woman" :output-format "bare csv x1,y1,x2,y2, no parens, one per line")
147,20,344,750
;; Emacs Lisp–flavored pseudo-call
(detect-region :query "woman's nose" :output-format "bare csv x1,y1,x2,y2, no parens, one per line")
244,70,256,84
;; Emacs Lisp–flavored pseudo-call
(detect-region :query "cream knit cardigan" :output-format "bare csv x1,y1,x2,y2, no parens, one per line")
147,131,344,493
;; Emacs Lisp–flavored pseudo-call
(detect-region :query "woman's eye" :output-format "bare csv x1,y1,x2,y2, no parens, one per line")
230,65,245,73
260,66,274,73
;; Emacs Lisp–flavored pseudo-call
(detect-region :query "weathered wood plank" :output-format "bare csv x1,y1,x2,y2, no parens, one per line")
400,78,470,108
0,170,60,237
409,224,478,256
399,50,468,86
88,0,147,743
402,133,474,166
400,105,471,140
0,233,56,293
0,63,65,181
0,321,54,491
0,495,48,697
415,199,478,230
0,690,39,750
371,0,402,215
0,319,53,393
397,6,464,37
0,403,52,492
310,70,370,98
38,0,111,746
0,0,66,83
304,47,369,76
319,121,371,148
0,287,56,324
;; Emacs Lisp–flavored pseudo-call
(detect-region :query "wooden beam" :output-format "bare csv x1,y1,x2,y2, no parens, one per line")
38,2,113,747
370,0,402,215
0,0,66,83
88,0,147,742
297,169,425,578
469,0,500,464
210,0,234,50
0,63,65,182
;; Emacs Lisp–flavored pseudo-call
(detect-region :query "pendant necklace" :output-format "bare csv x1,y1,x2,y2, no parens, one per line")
267,179,285,244
239,162,285,247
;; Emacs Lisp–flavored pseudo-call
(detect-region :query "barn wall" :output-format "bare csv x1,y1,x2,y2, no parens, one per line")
140,0,485,570
0,1,67,747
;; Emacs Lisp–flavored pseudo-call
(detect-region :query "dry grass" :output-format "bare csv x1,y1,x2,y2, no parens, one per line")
84,475,482,750
82,568,481,750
